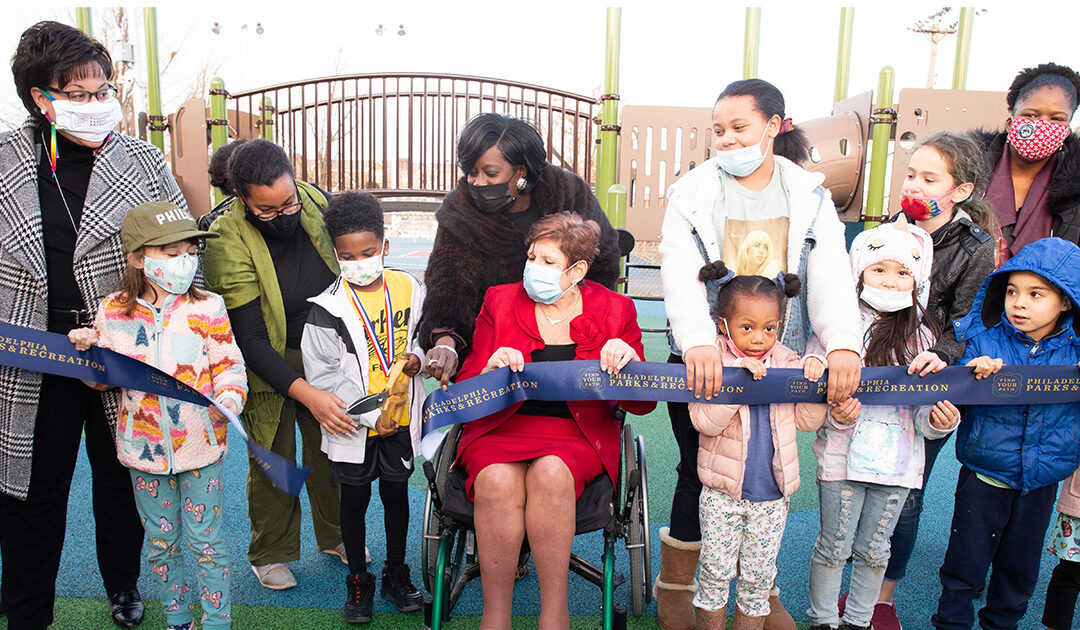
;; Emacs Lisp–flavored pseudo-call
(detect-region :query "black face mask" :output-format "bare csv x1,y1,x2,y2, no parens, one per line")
468,181,517,215
246,208,301,240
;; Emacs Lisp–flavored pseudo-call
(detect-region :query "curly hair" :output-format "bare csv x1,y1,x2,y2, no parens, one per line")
208,139,247,194
324,191,384,242
1006,62,1080,115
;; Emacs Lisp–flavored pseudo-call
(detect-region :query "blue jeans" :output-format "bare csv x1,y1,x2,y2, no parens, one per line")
807,479,908,628
931,466,1057,630
884,432,952,581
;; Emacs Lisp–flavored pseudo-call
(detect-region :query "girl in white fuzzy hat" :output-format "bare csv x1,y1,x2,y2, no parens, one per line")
804,218,962,630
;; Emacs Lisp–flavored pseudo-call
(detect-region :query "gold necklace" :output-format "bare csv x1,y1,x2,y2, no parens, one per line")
539,288,580,325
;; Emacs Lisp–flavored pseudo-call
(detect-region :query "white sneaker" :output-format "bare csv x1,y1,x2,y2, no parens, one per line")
321,542,370,565
251,562,297,590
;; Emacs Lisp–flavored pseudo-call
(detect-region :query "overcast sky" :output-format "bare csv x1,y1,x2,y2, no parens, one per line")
2,1,1078,131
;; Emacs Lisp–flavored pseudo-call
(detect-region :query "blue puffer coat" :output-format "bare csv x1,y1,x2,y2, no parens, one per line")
953,237,1080,494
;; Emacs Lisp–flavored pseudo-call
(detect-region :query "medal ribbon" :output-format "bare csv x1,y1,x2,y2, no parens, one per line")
344,278,395,378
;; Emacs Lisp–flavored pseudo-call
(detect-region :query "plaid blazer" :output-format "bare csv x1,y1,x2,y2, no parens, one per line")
0,118,187,499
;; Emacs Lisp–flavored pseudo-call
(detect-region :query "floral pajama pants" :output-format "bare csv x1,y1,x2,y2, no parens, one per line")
693,486,788,616
130,459,231,628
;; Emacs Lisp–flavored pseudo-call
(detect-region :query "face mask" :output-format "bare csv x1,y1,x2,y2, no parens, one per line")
714,126,772,178
468,181,517,215
523,261,579,304
246,208,301,240
143,253,197,295
900,186,966,222
339,256,383,287
1008,118,1069,162
860,284,913,313
47,98,123,144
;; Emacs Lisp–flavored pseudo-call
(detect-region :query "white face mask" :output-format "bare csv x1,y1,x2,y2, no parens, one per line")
714,126,773,178
46,98,123,143
860,285,913,313
339,256,384,287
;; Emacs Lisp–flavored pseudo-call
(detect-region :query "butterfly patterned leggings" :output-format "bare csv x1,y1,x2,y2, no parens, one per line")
130,459,231,628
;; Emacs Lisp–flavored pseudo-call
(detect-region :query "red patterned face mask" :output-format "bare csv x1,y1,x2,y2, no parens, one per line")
1008,118,1069,162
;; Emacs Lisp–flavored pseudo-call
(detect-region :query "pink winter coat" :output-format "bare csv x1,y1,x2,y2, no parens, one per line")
1059,467,1080,517
690,339,828,500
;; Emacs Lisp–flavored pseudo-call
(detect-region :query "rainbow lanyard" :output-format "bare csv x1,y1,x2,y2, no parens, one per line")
344,278,395,378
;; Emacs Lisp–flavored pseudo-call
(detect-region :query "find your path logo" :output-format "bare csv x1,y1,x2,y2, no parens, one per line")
147,370,171,390
578,365,605,393
786,376,812,399
992,371,1021,398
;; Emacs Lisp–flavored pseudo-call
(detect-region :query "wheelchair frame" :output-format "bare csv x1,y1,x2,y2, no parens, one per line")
420,420,651,629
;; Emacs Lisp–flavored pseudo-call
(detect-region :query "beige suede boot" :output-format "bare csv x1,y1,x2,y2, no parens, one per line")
695,606,727,630
654,527,701,630
762,592,796,630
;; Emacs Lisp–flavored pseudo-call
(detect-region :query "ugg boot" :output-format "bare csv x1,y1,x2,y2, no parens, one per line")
763,591,796,630
654,526,701,630
733,608,766,630
695,606,727,630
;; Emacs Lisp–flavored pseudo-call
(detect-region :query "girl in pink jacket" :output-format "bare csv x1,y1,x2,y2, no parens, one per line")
69,201,247,630
1044,466,1080,629
689,261,828,630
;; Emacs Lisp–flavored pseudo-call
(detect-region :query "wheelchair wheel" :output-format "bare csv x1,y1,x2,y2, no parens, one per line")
421,486,437,592
621,424,649,616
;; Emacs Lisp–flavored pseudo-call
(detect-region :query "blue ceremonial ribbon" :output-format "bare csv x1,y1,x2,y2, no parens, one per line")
0,321,309,497
419,360,1080,454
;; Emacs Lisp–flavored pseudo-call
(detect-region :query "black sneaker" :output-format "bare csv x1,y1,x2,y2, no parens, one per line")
345,572,374,624
381,564,423,612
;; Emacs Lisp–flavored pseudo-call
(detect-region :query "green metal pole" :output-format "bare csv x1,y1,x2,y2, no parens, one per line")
742,7,761,79
210,77,228,205
607,184,627,292
602,537,616,629
260,96,275,141
864,66,895,229
75,8,92,36
952,7,975,90
834,7,854,104
143,8,164,152
596,7,621,220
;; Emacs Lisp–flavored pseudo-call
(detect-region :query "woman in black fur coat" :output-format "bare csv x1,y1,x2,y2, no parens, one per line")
419,113,620,387
972,62,1080,261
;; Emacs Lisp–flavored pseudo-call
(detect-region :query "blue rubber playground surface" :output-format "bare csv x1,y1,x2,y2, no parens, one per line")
0,236,1062,628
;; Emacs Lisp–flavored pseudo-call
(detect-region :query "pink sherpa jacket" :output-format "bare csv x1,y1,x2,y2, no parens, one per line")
92,290,247,474
1059,467,1080,517
690,338,828,500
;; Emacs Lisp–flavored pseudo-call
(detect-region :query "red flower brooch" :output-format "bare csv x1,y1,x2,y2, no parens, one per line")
569,313,605,350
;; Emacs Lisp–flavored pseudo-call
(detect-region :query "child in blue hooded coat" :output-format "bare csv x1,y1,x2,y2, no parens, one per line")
932,237,1080,630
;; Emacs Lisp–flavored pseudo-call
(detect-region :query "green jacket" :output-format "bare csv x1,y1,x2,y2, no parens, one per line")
203,180,339,444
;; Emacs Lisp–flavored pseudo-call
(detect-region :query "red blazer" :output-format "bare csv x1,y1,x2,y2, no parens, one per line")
455,280,656,485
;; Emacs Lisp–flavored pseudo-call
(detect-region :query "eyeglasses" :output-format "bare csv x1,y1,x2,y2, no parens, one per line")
42,85,118,104
241,185,303,220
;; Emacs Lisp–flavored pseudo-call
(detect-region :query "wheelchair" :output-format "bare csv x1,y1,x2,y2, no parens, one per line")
420,414,651,629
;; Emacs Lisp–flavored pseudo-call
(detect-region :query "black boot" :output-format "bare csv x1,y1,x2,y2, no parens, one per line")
109,588,144,628
345,572,374,624
381,564,423,612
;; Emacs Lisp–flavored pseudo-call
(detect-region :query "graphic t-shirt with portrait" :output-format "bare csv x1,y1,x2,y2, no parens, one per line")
351,269,414,436
713,167,789,277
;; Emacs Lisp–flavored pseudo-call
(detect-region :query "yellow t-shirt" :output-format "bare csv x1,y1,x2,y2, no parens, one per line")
346,269,413,436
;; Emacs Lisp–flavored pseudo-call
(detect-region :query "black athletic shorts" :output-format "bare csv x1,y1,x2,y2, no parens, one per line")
330,429,414,486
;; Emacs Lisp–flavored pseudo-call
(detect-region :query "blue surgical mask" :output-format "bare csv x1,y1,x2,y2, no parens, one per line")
143,253,197,295
714,126,773,178
523,261,580,304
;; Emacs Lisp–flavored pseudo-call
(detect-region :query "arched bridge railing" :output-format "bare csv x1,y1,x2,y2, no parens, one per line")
227,73,600,196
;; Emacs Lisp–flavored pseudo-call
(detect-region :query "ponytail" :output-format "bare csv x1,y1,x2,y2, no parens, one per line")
717,79,810,165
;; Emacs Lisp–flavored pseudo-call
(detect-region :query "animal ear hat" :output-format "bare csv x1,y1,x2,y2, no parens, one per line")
849,215,935,309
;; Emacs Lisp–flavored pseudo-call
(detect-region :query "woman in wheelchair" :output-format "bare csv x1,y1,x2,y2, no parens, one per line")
452,211,655,629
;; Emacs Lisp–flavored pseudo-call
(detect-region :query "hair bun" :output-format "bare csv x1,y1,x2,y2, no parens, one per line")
781,272,801,297
698,261,730,283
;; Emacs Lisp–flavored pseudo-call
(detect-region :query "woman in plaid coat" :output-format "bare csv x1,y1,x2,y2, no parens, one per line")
0,22,188,630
